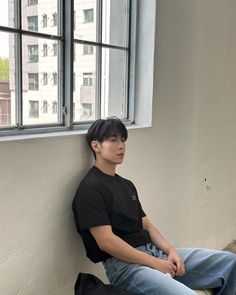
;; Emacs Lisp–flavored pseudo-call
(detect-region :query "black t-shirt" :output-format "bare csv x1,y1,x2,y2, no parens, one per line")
72,166,151,263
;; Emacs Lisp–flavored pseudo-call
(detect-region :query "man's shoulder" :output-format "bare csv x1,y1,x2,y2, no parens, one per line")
77,167,103,191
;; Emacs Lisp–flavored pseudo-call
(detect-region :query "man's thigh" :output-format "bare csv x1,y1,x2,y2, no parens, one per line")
104,257,196,295
175,248,230,289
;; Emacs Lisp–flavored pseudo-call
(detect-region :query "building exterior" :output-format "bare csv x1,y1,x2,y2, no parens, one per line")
8,0,98,125
0,81,11,126
6,0,128,126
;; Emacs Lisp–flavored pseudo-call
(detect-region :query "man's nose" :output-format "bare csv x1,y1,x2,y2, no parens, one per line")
118,140,125,149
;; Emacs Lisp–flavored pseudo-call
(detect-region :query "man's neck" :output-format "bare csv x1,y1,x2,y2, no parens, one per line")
94,161,116,176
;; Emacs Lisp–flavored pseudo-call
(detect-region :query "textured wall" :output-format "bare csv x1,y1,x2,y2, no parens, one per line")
1,0,236,294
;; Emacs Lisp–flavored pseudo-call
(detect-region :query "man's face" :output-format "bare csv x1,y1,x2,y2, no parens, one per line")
94,135,126,165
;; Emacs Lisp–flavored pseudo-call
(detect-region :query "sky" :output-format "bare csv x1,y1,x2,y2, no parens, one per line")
0,1,9,58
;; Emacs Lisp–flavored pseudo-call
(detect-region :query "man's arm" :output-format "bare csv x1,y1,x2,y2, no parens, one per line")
89,225,178,277
142,216,185,276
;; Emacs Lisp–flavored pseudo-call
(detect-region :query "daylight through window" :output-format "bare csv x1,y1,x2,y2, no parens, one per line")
0,0,134,136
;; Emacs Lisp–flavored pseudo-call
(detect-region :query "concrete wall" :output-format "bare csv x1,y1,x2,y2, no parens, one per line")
1,0,236,294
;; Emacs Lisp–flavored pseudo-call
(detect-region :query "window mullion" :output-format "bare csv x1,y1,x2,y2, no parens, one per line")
128,0,137,123
57,0,64,124
15,0,23,129
95,0,102,119
64,0,74,127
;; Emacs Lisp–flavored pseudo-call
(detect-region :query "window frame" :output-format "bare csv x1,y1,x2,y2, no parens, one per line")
0,0,143,137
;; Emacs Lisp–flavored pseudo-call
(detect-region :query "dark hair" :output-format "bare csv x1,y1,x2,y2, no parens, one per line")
86,117,128,158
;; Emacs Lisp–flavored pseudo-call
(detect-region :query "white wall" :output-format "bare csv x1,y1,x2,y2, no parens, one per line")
1,0,236,294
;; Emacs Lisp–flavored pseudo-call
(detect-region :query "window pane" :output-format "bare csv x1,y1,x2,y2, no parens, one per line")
22,36,60,125
0,0,15,28
74,0,97,42
101,48,127,119
22,0,60,36
73,44,96,121
0,31,15,126
102,0,129,47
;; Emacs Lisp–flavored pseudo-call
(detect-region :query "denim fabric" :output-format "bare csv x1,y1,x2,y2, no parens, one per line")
102,244,236,295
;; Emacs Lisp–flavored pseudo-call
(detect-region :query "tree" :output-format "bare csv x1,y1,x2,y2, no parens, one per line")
0,58,9,81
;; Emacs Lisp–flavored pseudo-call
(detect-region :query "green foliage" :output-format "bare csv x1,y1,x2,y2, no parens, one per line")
0,58,9,81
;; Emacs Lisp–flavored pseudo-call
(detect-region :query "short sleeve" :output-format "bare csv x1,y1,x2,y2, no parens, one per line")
73,186,111,231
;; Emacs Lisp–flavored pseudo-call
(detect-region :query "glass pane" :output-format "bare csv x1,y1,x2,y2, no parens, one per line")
74,0,97,42
101,48,127,119
22,35,60,125
102,0,129,47
22,0,60,36
0,0,15,28
0,31,15,127
73,44,97,121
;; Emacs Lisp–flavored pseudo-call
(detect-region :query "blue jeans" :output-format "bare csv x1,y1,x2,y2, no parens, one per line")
102,244,236,295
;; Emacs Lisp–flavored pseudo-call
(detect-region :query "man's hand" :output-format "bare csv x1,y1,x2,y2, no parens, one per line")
150,257,178,277
167,248,185,277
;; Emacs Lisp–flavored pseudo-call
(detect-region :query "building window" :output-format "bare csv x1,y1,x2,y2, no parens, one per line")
29,101,39,117
52,13,57,26
83,73,93,86
28,73,39,90
28,45,38,63
82,103,92,116
42,100,48,113
42,43,48,57
42,14,47,27
28,0,38,5
52,42,57,56
83,45,93,55
42,73,48,85
52,101,57,114
83,9,94,23
52,72,57,85
27,16,38,32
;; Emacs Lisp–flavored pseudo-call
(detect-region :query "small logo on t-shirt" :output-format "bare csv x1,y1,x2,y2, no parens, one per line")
131,195,137,201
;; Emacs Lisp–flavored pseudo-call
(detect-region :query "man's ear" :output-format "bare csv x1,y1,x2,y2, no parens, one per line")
91,140,100,153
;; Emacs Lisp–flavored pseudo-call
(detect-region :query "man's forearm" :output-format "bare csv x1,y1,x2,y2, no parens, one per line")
142,217,175,255
90,225,157,268
90,225,179,276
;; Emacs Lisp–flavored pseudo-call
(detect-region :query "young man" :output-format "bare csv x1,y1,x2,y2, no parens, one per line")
72,117,236,295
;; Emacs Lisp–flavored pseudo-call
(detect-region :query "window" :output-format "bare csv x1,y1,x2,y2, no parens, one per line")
42,14,47,27
83,73,93,86
42,73,48,85
83,9,94,23
52,72,57,85
28,0,38,5
0,0,156,137
42,43,48,57
28,45,38,63
52,101,57,114
52,42,57,56
27,16,38,32
29,101,39,117
52,13,57,26
42,100,48,113
28,73,39,90
82,103,92,116
83,45,93,55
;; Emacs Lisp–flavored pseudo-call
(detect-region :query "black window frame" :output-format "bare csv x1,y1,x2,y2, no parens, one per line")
0,0,136,137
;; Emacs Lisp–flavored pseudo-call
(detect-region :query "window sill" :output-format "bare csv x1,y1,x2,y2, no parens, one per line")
0,123,151,142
